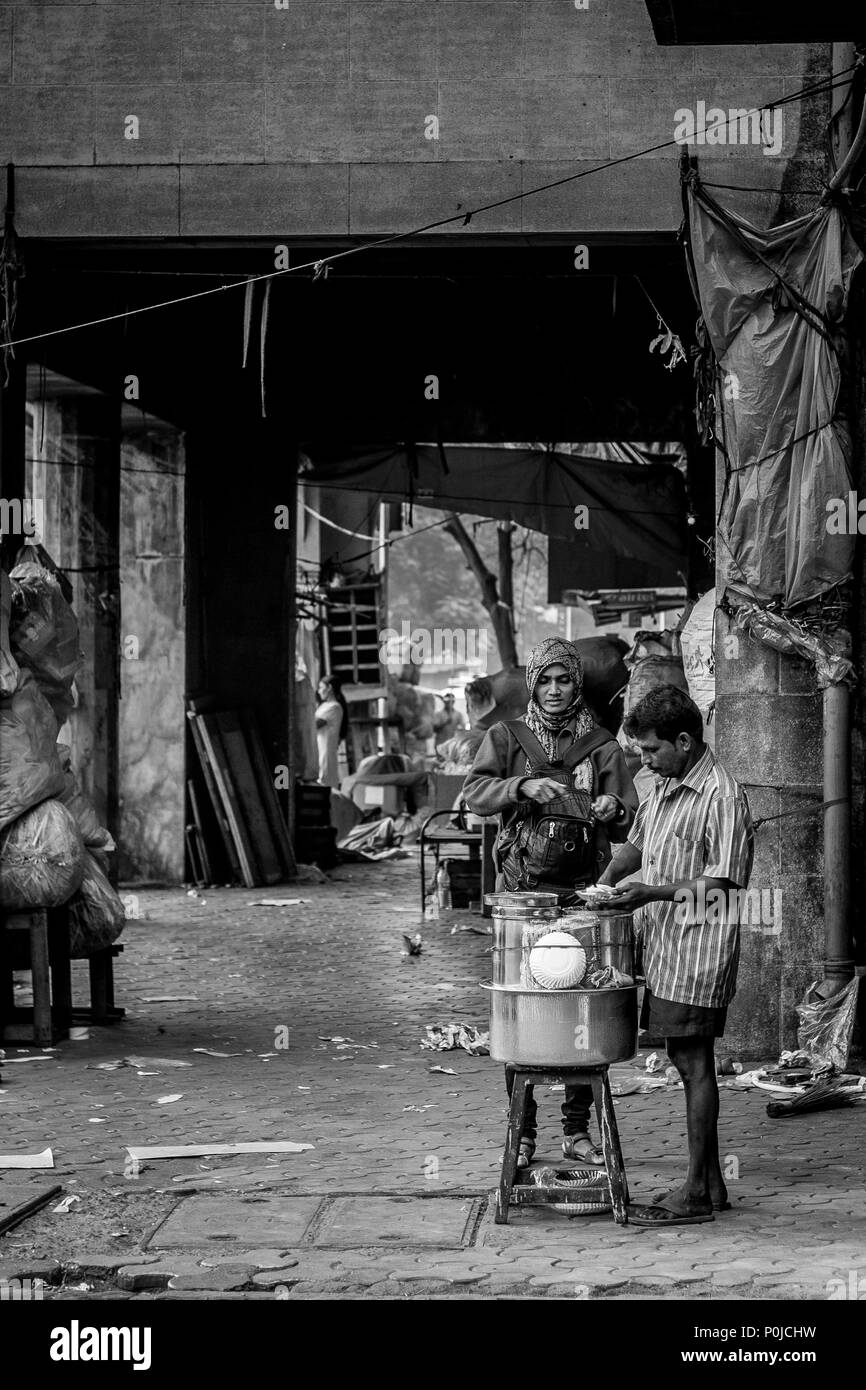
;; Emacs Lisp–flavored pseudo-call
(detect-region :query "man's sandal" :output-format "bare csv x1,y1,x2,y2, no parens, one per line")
650,1186,731,1212
562,1134,605,1167
628,1193,715,1226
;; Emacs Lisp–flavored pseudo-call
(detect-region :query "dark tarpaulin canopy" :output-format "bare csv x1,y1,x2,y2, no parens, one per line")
301,446,688,573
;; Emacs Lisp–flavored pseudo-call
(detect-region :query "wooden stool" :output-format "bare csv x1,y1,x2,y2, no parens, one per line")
0,907,72,1045
496,1065,630,1225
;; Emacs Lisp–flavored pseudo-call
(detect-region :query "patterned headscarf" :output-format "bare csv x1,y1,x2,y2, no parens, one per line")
523,637,596,790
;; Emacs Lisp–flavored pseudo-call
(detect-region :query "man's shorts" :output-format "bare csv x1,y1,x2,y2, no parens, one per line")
640,987,728,1039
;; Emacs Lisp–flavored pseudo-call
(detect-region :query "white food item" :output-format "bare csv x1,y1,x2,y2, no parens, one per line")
528,931,587,990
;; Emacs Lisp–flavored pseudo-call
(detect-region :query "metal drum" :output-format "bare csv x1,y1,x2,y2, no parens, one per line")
485,892,560,987
557,908,634,978
485,984,639,1066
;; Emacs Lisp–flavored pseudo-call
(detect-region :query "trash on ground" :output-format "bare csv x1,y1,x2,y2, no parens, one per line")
0,1147,54,1168
766,1072,865,1118
248,899,311,907
52,1194,81,1213
125,1141,313,1161
88,1118,107,1124
294,863,328,883
192,1048,243,1058
124,1056,193,1069
139,996,199,1003
156,1094,184,1104
609,1076,668,1095
402,1104,438,1113
420,1023,490,1056
0,1055,52,1063
645,1052,666,1073
68,1027,90,1040
429,1065,458,1075
450,924,493,935
401,932,423,956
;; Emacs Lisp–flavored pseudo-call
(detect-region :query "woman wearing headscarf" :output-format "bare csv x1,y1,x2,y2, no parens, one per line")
463,637,637,1168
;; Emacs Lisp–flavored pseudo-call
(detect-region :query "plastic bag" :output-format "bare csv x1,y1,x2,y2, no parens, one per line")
678,590,716,748
795,977,860,1072
0,798,85,911
56,744,116,851
9,561,82,722
0,672,66,830
1,569,20,696
67,851,126,958
623,630,688,715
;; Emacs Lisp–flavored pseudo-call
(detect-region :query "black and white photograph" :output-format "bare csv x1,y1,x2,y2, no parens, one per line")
0,0,864,1365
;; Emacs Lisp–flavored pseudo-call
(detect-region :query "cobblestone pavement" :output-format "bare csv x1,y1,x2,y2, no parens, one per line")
1,858,864,1301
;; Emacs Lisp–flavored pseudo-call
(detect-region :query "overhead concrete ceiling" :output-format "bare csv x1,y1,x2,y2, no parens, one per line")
644,0,862,43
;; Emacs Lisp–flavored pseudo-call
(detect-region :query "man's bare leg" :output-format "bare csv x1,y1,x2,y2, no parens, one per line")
666,1036,725,1207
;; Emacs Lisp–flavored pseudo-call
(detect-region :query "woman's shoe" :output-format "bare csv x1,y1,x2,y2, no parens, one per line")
562,1133,605,1167
517,1136,536,1169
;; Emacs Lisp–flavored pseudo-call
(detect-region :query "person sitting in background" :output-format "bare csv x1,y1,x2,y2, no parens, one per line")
463,637,637,1170
315,674,349,789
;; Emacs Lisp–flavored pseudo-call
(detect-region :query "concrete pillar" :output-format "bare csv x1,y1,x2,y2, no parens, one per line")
715,620,825,1058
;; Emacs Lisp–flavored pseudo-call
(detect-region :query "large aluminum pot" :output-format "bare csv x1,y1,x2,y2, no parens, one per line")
486,892,561,987
485,983,638,1066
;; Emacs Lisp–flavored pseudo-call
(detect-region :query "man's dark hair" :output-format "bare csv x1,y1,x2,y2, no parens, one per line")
623,684,704,745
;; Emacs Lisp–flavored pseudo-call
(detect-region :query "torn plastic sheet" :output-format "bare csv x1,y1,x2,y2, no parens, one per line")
732,604,854,689
796,976,860,1072
684,176,862,655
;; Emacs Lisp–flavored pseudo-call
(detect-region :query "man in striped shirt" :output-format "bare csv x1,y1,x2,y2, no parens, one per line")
598,685,754,1226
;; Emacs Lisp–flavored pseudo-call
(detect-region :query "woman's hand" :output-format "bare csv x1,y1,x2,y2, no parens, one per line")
520,777,567,805
591,794,619,823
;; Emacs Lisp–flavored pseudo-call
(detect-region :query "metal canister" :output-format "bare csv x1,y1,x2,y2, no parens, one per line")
485,891,560,987
556,908,634,978
485,983,639,1066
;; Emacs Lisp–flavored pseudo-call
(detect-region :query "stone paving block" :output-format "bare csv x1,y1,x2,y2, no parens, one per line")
116,1261,204,1291
168,1266,254,1292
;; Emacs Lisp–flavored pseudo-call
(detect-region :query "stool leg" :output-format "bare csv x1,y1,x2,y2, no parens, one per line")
496,1072,528,1225
29,914,53,1047
590,1070,629,1225
89,950,110,1023
48,909,72,1035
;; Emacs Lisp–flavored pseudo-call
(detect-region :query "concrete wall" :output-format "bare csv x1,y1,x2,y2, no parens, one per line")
117,420,186,883
2,2,829,239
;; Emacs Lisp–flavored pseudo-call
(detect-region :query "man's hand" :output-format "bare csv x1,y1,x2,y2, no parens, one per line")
591,794,619,823
606,881,658,910
520,777,567,805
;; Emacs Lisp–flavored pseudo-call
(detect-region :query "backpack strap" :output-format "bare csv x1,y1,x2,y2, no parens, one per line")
562,726,614,769
504,720,549,768
505,719,612,771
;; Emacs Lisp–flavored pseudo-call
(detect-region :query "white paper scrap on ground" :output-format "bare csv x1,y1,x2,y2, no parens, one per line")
125,1141,314,1160
138,996,200,1003
156,1094,184,1104
192,1049,244,1058
124,1057,193,1069
0,1147,54,1168
52,1194,81,1213
248,899,311,907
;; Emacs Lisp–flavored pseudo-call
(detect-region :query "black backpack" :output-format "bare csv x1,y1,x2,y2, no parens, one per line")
497,720,612,892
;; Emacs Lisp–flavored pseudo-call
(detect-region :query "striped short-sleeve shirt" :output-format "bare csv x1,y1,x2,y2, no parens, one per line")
628,748,754,1009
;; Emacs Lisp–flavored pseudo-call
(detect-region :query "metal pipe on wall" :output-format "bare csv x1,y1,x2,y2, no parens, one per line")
819,42,861,994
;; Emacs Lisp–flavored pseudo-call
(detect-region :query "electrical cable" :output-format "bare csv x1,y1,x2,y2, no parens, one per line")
2,62,858,355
